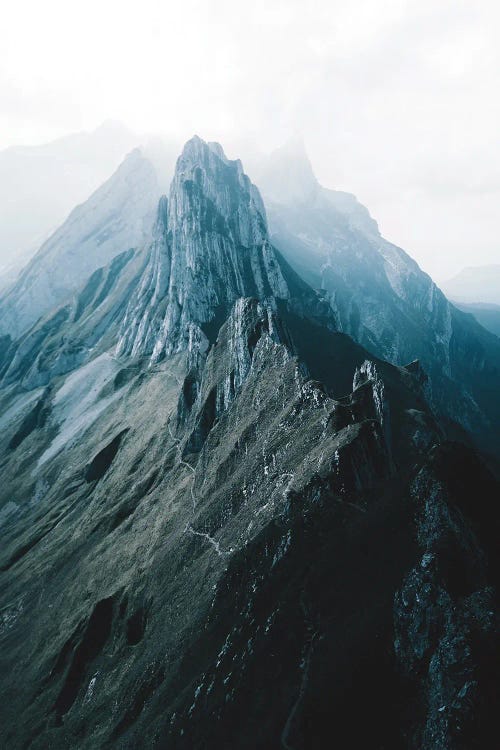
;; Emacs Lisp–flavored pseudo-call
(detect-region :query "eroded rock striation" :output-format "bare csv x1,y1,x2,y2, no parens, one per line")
0,136,497,750
116,137,326,361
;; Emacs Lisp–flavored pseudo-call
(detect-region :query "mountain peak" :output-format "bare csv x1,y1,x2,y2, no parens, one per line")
110,147,156,181
169,135,268,248
176,135,234,171
117,137,294,361
256,138,319,205
0,149,160,340
178,133,214,159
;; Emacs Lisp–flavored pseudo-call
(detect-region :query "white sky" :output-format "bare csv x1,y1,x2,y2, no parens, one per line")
1,0,499,279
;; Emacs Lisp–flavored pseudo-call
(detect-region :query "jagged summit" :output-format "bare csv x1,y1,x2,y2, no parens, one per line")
0,132,499,750
177,134,227,162
2,134,500,461
117,136,306,361
0,137,332,389
169,135,268,247
255,139,379,235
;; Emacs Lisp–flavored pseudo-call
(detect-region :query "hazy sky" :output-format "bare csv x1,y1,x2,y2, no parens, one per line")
1,0,499,279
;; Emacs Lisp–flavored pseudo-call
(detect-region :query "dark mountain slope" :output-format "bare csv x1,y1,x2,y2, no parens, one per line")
0,137,497,750
453,301,500,338
0,295,496,749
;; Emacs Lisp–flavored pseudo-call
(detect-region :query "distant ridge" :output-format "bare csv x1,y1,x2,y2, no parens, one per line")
442,264,500,305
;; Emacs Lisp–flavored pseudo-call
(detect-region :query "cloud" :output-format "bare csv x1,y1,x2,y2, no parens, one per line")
0,0,499,278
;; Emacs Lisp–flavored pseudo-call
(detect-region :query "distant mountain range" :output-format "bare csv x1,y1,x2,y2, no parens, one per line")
0,149,160,339
441,264,500,337
254,140,500,461
0,136,498,749
453,301,500,338
0,122,142,281
442,264,500,305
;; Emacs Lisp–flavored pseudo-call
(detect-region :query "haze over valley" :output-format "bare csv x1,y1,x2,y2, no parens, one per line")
1,3,499,748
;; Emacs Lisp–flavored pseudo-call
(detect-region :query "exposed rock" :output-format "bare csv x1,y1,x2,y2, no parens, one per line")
0,136,497,750
0,149,160,339
0,248,147,389
117,137,295,361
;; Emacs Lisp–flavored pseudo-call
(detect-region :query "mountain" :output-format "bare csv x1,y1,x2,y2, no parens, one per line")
442,265,500,305
0,148,162,340
254,141,500,461
0,138,331,390
0,121,140,281
116,136,332,361
0,137,498,750
453,302,500,338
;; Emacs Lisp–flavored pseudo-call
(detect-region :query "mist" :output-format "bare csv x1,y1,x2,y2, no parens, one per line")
1,0,499,280
2,5,500,745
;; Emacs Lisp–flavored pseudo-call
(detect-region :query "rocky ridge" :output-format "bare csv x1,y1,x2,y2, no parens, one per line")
116,137,327,362
0,136,497,749
0,148,160,340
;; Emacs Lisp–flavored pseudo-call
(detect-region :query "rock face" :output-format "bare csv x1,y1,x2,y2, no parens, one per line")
0,247,148,389
0,148,160,340
0,137,498,750
255,142,500,458
116,137,324,361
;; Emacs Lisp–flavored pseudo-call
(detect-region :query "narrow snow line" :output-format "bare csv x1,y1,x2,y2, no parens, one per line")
281,631,318,750
185,524,225,556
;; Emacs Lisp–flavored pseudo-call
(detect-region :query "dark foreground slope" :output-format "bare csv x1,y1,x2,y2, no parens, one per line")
0,138,498,750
